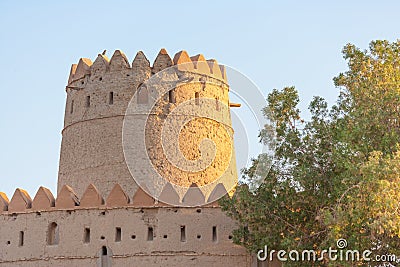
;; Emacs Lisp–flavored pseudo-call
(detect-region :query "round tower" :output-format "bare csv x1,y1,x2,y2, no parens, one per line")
58,49,238,203
58,50,150,198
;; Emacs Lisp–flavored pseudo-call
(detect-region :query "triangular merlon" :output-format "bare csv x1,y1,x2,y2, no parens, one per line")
80,184,104,207
109,50,130,71
8,188,32,212
207,183,228,205
158,183,180,206
67,64,78,85
106,184,130,207
132,186,155,207
207,59,223,79
90,54,110,75
56,185,80,209
173,50,194,71
190,54,210,75
219,64,227,81
0,192,9,212
152,48,173,74
182,183,205,206
32,186,55,210
132,51,150,69
74,58,92,80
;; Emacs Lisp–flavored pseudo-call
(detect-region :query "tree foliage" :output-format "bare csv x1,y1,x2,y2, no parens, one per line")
220,40,400,266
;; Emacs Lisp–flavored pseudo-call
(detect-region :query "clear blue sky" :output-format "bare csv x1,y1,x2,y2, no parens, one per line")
0,0,398,198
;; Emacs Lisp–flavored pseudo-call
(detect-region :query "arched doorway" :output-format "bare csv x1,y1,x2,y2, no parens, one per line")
99,246,112,267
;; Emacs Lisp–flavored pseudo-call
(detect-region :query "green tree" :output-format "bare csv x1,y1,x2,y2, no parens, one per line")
220,40,400,266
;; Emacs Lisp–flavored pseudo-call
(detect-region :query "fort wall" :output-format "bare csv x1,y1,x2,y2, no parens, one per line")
0,185,251,267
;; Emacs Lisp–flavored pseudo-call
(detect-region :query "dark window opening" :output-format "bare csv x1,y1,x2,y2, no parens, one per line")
212,226,217,242
47,222,59,245
163,235,168,239
197,234,201,239
147,227,154,241
19,231,24,247
115,227,121,242
131,235,136,239
84,228,90,243
86,95,91,107
70,100,74,114
102,246,108,256
169,90,176,103
195,92,200,105
109,92,114,105
137,84,148,104
180,226,186,242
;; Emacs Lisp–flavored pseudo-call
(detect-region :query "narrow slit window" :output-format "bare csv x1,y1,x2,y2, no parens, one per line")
212,226,217,242
137,84,148,104
109,92,114,105
70,100,74,114
169,90,176,103
195,92,200,105
47,222,59,245
115,227,122,242
147,227,154,241
86,95,90,107
84,228,90,243
19,231,24,247
180,226,186,242
215,98,220,111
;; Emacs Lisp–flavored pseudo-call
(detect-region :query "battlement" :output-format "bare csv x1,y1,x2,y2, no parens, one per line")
0,185,251,266
0,185,249,267
66,49,227,91
63,49,229,126
0,183,228,214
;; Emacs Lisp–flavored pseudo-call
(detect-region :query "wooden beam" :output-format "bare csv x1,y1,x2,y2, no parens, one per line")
229,103,241,108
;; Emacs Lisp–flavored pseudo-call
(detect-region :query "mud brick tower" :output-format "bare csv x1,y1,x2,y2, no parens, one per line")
0,49,255,267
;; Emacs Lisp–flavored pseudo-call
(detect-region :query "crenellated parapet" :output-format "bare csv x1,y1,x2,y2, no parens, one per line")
67,49,227,90
64,48,228,125
0,183,227,214
65,49,227,122
0,189,249,267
